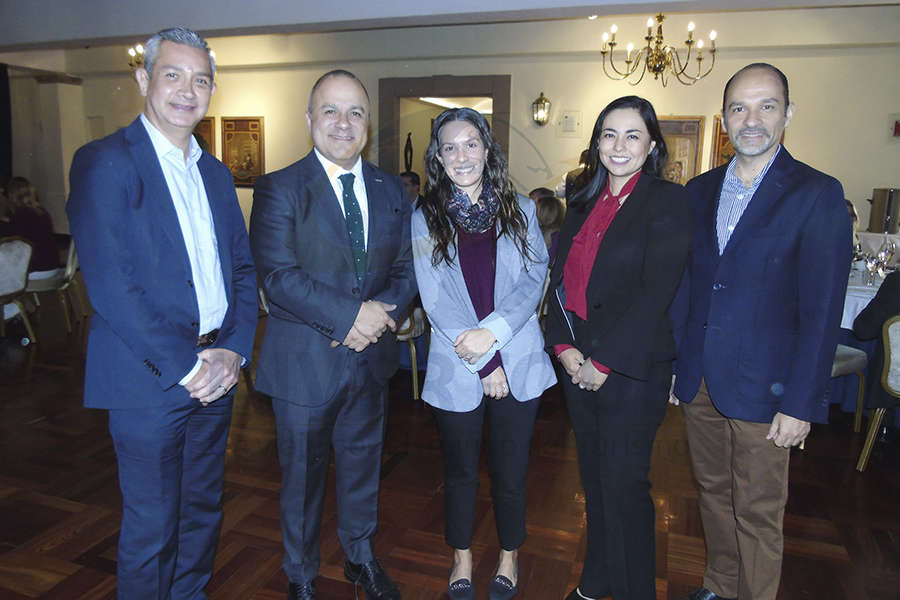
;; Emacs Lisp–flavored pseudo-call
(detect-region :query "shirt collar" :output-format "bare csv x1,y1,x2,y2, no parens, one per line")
724,144,782,189
314,148,363,184
140,113,202,168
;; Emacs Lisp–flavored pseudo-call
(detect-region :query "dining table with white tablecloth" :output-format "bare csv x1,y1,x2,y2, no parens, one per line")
833,268,900,426
842,269,883,329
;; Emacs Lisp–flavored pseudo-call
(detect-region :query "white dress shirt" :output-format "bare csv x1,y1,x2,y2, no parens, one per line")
140,115,228,384
314,149,369,247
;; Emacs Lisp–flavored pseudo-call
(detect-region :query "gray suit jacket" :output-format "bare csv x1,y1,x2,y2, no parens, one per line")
412,195,556,411
250,151,416,405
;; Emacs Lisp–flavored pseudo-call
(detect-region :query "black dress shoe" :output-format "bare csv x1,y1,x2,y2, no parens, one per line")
680,587,736,600
287,580,316,600
344,558,401,599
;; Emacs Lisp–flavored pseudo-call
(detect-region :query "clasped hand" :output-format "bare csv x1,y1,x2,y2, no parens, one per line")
558,347,607,392
331,300,397,352
184,348,242,405
481,365,509,399
454,328,496,364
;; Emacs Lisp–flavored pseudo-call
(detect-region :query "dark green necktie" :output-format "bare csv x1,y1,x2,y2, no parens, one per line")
339,172,366,282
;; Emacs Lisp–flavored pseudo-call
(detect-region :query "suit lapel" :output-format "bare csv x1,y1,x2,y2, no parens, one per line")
698,168,726,261
362,162,387,257
124,119,192,278
198,154,232,294
585,174,650,288
304,155,357,275
721,148,794,257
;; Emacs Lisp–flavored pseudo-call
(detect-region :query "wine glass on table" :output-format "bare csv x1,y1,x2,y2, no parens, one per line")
877,235,895,272
865,254,880,286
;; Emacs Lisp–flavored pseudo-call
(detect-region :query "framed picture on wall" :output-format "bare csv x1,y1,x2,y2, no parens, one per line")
709,114,785,170
193,117,215,156
222,117,265,187
658,116,704,186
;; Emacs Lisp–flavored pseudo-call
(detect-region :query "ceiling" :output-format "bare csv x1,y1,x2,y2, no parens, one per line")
1,0,896,52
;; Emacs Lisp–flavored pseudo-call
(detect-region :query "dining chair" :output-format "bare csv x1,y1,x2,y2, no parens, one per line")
856,314,900,471
831,344,869,433
395,306,427,400
0,236,38,345
25,237,84,334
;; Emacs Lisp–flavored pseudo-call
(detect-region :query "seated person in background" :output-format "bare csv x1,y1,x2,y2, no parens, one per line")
0,190,11,237
5,177,62,277
400,170,424,205
853,270,900,434
530,188,565,267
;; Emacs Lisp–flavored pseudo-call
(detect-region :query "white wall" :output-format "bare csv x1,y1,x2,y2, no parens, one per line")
12,5,899,226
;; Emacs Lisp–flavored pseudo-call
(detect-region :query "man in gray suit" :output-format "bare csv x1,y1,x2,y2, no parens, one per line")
249,70,415,600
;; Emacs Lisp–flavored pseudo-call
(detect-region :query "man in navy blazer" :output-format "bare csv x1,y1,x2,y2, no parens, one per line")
671,64,851,600
67,28,257,599
249,70,415,600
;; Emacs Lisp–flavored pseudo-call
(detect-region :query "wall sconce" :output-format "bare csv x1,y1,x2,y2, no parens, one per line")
532,92,551,126
128,44,144,70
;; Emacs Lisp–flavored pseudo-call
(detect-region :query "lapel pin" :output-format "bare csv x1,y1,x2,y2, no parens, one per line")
374,177,383,183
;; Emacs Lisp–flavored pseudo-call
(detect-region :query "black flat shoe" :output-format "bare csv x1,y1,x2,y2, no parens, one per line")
488,564,518,600
447,577,474,600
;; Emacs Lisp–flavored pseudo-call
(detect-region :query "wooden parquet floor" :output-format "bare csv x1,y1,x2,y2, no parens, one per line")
1,300,899,599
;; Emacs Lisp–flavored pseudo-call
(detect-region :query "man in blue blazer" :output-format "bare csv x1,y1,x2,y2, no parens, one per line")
671,64,851,600
67,28,258,599
249,70,415,600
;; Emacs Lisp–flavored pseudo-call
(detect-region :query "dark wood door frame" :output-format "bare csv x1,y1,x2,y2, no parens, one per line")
377,74,511,176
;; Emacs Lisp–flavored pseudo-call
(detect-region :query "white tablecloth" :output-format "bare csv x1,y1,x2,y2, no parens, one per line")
842,270,882,329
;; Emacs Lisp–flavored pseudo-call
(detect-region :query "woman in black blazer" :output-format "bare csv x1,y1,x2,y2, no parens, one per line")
545,96,691,600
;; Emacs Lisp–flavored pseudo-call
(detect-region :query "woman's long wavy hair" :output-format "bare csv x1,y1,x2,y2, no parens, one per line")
421,107,530,267
569,96,668,207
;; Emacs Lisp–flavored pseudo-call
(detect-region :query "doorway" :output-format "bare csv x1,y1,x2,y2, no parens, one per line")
377,75,511,177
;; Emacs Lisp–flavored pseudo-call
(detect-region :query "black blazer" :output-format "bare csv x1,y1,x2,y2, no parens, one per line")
546,174,691,381
853,271,900,409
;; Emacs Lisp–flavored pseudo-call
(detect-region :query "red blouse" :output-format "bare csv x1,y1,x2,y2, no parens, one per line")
554,171,642,373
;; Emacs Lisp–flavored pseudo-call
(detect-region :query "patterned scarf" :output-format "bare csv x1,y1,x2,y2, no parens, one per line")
445,182,500,234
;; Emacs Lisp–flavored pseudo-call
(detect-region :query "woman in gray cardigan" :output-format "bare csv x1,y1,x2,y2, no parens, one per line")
411,108,556,600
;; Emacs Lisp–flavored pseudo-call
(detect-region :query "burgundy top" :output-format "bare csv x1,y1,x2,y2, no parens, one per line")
457,227,503,378
553,171,643,373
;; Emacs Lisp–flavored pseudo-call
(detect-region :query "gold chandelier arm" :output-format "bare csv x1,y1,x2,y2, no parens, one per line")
672,49,716,85
668,43,695,78
628,52,649,86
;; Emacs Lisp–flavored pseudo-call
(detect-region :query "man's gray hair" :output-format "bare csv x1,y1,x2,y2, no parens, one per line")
143,27,215,79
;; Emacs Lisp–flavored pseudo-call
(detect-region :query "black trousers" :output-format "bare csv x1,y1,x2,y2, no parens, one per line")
562,361,670,600
432,394,540,551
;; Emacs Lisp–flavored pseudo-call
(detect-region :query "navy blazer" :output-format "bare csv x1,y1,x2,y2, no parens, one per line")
67,118,258,409
249,151,416,405
671,148,852,424
546,174,691,382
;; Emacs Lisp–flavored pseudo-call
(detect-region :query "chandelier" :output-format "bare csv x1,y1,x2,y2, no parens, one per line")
127,44,144,70
600,14,717,86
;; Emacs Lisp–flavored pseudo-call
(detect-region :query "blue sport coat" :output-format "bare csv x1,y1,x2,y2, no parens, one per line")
671,148,852,424
412,196,556,411
67,117,258,408
249,151,416,405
